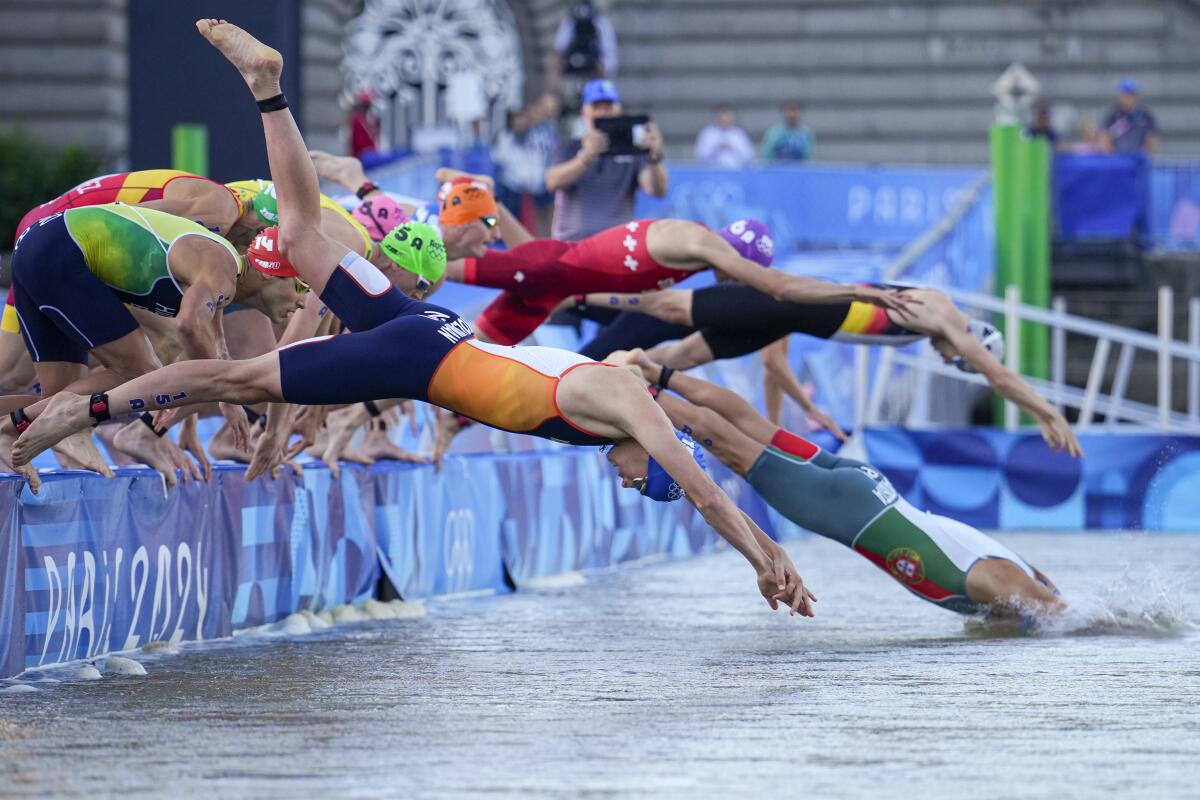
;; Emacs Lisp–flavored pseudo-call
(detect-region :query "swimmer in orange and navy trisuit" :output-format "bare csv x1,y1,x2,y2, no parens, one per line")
10,20,817,617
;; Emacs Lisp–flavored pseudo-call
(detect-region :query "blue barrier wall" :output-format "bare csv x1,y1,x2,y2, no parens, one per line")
0,452,761,680
864,428,1200,532
4,428,1198,680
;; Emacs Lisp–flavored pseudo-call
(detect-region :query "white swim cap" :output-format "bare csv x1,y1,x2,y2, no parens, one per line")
955,319,1005,372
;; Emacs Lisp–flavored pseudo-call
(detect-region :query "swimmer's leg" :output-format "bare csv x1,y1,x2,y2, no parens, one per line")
197,19,346,297
0,330,36,395
965,557,1065,618
12,352,283,467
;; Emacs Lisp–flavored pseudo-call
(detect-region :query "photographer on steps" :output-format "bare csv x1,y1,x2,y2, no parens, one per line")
544,80,667,243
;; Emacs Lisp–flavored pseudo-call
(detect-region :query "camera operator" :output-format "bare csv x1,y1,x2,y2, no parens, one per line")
545,79,667,242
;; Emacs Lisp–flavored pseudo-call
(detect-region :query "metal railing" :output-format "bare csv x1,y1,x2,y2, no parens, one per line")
853,284,1200,434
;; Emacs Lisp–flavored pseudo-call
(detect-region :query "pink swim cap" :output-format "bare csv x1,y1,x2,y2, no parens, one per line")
719,219,774,267
352,195,410,241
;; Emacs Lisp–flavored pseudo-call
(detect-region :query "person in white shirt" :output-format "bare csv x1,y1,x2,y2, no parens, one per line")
694,105,755,169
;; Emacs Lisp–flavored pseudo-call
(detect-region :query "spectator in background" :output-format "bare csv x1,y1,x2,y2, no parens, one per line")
760,100,813,162
492,110,542,219
1070,119,1105,155
525,93,563,236
1102,78,1158,155
545,79,666,241
1026,100,1061,150
694,105,755,169
348,90,380,158
547,0,618,108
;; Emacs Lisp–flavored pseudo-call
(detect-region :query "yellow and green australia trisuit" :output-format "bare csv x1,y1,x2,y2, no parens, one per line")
9,203,239,363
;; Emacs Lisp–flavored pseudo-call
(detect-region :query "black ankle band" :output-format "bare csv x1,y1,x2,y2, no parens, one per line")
89,393,111,426
656,366,675,391
139,412,167,438
242,405,261,425
364,400,381,418
256,93,288,113
9,408,31,434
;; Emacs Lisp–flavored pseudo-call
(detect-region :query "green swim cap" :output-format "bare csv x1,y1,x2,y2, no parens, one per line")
380,221,447,283
252,183,279,226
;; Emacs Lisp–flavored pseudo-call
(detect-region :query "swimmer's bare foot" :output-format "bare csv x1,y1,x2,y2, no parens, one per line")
321,405,369,476
11,391,91,469
359,425,428,464
94,422,138,466
51,431,114,478
111,421,179,491
208,422,255,463
309,150,368,190
0,419,40,494
195,19,282,101
304,425,329,460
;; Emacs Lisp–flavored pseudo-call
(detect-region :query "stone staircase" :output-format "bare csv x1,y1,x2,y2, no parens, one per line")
607,0,1200,163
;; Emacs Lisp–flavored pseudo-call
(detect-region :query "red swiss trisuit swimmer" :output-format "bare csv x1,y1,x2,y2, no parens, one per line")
10,19,816,616
437,192,920,347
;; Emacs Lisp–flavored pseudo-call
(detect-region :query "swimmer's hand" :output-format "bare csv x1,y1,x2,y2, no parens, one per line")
854,287,923,321
246,427,298,482
178,414,212,481
758,551,817,617
1037,411,1084,459
805,404,848,442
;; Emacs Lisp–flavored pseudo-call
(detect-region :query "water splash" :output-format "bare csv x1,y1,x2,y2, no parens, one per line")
965,563,1197,638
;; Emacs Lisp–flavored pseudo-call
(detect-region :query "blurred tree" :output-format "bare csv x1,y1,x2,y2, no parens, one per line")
0,130,102,260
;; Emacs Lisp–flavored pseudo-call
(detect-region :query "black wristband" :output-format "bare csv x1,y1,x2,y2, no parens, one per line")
242,405,261,425
140,412,167,438
356,181,380,200
9,408,31,434
89,393,111,426
256,93,288,113
364,400,382,418
656,366,675,391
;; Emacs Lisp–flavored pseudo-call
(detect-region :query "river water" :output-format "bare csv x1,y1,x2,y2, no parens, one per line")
1,531,1197,799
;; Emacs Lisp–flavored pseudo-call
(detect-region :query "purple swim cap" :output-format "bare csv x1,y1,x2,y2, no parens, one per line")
719,219,774,266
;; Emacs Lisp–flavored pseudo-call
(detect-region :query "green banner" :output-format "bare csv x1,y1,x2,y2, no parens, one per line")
990,124,1050,423
171,124,209,177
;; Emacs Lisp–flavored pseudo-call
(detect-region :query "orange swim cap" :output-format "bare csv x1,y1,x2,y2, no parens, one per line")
439,181,498,228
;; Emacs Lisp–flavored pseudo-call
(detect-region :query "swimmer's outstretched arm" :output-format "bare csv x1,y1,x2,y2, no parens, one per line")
579,290,694,326
628,350,776,445
759,339,847,440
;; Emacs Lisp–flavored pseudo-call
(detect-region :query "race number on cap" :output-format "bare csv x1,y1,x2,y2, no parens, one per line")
246,226,300,278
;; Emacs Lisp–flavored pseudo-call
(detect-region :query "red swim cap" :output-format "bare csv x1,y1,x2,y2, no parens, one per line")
246,226,300,278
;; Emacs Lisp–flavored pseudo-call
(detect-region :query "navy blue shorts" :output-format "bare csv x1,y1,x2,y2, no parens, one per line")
10,214,139,363
277,251,471,405
579,313,695,360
